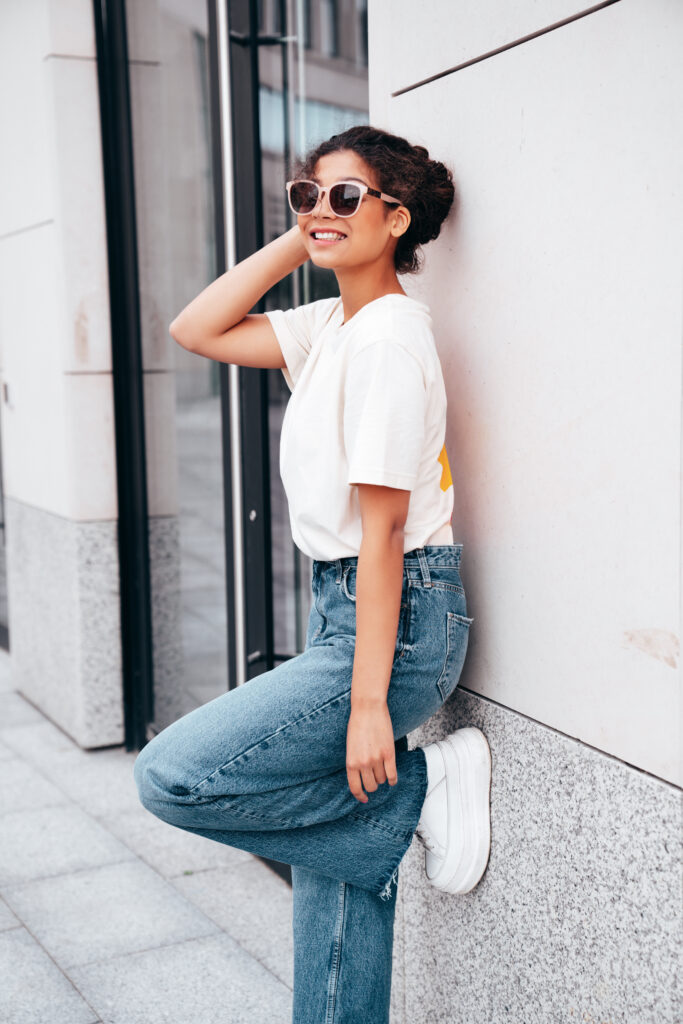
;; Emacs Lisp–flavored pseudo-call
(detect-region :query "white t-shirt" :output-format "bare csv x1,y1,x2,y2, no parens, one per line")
265,292,455,561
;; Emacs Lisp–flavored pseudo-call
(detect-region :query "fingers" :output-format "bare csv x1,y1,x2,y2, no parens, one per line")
347,757,399,802
385,754,398,787
347,767,368,803
361,767,380,793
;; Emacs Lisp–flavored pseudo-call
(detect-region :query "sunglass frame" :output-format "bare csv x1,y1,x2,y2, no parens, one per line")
285,179,402,218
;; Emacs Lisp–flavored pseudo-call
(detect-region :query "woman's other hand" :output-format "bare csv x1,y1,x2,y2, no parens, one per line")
346,700,398,803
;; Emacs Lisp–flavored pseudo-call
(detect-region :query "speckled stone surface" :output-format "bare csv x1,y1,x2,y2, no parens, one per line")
0,929,98,1024
172,858,294,988
147,515,187,731
394,690,682,1024
69,933,293,1024
6,499,123,747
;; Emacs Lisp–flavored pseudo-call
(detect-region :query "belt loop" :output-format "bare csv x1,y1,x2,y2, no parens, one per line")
416,548,432,587
335,558,343,584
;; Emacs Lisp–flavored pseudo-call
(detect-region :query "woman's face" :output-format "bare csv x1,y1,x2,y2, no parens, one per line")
296,150,406,273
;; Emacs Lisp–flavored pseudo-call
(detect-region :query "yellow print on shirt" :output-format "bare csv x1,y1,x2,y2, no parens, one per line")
438,444,453,492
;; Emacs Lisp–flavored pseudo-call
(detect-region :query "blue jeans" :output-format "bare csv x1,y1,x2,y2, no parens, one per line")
134,544,473,1023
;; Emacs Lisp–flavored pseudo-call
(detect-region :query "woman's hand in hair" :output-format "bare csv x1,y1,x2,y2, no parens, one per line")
168,226,308,355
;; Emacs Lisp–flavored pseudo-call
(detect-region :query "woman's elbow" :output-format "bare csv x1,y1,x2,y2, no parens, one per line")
168,318,196,352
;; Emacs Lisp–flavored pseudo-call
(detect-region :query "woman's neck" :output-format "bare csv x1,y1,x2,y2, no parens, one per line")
335,264,407,325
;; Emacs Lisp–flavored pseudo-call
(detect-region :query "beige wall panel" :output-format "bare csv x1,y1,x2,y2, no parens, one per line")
0,1,53,236
0,224,70,515
371,0,682,783
369,0,611,99
45,56,113,374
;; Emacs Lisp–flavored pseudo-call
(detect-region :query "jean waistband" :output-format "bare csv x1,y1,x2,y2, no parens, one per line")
314,544,463,586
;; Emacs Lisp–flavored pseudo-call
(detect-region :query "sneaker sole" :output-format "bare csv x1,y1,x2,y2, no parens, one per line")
430,727,492,895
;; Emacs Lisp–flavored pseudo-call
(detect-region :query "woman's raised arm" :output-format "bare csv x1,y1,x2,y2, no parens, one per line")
169,225,308,367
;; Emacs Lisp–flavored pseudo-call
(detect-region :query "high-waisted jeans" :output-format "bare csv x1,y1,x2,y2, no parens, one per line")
133,544,473,1024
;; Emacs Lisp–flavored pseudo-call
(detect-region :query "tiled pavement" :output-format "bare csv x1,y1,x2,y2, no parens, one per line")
0,651,294,1024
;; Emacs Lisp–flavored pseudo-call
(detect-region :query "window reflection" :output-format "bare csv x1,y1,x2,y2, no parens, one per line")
259,0,368,659
126,0,226,727
123,0,369,721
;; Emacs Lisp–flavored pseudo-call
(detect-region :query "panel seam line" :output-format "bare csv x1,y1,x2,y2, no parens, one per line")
391,0,622,97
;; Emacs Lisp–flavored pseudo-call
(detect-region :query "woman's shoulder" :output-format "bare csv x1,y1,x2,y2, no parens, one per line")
266,295,341,347
348,294,439,368
291,294,342,328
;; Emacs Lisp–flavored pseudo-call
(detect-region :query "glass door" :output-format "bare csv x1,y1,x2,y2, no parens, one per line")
244,0,369,664
122,0,369,740
124,0,228,731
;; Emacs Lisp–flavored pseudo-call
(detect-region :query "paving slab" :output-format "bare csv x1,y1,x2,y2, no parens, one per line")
0,804,135,886
0,692,47,730
0,928,99,1024
0,669,13,695
69,933,292,1024
2,859,220,969
1,717,80,763
173,858,294,989
37,746,141,818
102,804,254,878
0,897,20,931
0,757,69,816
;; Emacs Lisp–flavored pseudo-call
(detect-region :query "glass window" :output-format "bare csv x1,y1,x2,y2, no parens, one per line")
357,0,368,66
320,0,339,58
303,0,312,49
125,0,227,728
258,0,368,656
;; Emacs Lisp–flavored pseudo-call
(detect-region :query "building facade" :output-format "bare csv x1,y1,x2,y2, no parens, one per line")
368,1,682,1020
0,0,680,1020
0,0,369,754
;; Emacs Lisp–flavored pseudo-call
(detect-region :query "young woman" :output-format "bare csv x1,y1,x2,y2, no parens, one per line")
134,125,492,1024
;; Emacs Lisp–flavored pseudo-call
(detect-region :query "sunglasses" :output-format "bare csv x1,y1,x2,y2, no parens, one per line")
285,179,402,218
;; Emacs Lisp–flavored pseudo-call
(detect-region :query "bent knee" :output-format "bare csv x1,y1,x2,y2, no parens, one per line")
133,735,192,815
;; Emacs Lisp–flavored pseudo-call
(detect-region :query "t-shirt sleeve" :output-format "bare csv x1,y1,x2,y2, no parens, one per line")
264,304,315,392
344,339,426,490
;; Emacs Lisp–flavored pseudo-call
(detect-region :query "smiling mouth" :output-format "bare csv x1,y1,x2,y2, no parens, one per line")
310,231,347,241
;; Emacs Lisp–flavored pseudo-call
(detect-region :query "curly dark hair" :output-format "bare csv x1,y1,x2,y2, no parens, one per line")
292,124,456,275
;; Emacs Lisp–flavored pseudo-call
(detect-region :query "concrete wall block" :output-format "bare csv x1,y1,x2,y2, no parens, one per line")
147,515,187,733
6,499,123,747
45,54,112,374
393,690,682,1023
0,0,53,236
47,0,96,60
0,225,70,513
63,372,118,521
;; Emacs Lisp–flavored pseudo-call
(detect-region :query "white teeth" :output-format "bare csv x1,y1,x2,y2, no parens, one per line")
312,231,346,240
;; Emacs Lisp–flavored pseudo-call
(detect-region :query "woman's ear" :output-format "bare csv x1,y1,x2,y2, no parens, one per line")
390,205,411,239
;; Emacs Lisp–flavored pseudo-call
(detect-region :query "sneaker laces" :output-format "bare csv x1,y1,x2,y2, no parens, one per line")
415,823,437,853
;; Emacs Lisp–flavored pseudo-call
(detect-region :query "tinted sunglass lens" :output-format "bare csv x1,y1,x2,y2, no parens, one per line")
289,181,319,214
330,183,362,215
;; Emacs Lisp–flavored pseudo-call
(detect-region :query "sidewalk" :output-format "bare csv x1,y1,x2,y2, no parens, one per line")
0,651,294,1023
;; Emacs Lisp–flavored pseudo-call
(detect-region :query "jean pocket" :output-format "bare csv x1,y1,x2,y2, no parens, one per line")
341,564,357,603
435,611,474,702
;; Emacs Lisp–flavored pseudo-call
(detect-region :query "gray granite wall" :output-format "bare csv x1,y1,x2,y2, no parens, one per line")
391,690,682,1024
5,499,123,748
147,514,186,734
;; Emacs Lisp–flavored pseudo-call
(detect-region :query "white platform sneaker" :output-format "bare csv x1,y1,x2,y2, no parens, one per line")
414,727,492,895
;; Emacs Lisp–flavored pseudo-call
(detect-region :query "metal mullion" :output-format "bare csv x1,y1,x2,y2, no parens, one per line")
212,0,244,694
92,0,154,750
